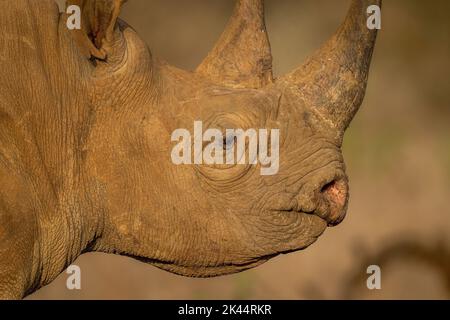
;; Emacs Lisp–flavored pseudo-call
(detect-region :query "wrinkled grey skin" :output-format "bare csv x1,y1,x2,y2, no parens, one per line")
0,0,380,299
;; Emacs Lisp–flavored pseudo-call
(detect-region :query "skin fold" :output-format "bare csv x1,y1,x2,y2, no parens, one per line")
0,0,380,299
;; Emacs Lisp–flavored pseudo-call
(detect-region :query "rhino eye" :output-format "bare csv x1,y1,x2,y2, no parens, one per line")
222,134,236,150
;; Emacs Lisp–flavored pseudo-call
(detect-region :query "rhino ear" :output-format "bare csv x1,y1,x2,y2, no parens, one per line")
66,0,128,60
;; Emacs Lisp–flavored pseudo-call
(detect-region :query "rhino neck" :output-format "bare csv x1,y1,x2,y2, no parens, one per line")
0,2,111,297
26,17,159,289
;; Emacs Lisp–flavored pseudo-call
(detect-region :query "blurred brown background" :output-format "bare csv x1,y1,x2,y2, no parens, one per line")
33,0,450,299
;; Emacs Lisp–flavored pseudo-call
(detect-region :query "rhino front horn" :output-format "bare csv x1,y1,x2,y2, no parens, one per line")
283,0,381,133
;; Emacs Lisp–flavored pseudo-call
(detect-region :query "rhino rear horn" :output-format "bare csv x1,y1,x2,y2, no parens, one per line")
196,0,273,89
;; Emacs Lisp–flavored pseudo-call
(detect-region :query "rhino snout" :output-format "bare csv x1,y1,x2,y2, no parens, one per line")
292,174,349,227
317,177,349,226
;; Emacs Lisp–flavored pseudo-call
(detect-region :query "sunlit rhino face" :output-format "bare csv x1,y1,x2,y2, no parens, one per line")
88,67,350,276
80,0,378,277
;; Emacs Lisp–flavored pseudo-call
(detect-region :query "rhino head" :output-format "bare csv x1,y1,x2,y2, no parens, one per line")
0,0,380,298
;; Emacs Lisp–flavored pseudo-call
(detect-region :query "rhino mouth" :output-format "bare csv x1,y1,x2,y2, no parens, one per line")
274,176,349,227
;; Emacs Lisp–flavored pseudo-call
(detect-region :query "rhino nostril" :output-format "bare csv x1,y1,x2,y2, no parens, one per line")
321,180,336,194
320,178,349,226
